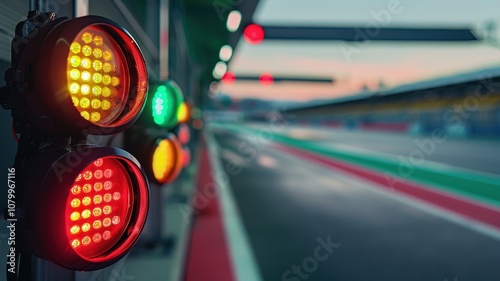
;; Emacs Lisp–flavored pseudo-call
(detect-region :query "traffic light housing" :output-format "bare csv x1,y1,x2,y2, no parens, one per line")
143,80,184,129
124,80,190,185
124,128,184,185
1,11,150,272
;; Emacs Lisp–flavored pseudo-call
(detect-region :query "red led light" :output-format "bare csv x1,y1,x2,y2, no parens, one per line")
221,71,236,84
21,146,149,271
243,24,265,45
19,16,148,134
259,73,274,86
65,157,132,259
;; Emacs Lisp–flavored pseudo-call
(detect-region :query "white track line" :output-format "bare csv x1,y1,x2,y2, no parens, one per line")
205,126,263,281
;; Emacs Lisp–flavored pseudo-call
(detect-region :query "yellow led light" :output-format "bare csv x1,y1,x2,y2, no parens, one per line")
152,139,175,182
82,45,92,56
82,32,92,43
70,225,80,235
81,84,90,95
101,100,111,110
82,223,91,232
82,236,91,245
82,196,91,206
82,209,91,219
103,63,112,73
69,69,80,80
81,111,90,120
93,73,102,83
81,71,91,82
93,220,102,229
93,35,103,46
70,55,81,68
70,212,80,221
102,87,111,97
91,99,101,109
111,77,120,86
70,198,81,208
70,42,81,54
94,195,103,204
72,97,79,107
92,86,102,96
71,239,80,248
103,50,112,61
69,83,80,94
93,48,102,58
91,112,101,122
93,60,103,71
102,75,111,85
80,98,90,109
81,58,91,69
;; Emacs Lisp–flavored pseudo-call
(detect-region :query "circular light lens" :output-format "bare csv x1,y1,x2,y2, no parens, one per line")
65,157,133,259
151,135,183,184
67,28,129,125
151,81,183,128
152,139,176,183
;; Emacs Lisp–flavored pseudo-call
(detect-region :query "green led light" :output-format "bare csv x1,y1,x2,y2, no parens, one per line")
151,81,183,128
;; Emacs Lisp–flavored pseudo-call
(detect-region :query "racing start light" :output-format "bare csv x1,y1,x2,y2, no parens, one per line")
149,81,184,128
22,146,149,271
1,11,150,274
7,15,148,134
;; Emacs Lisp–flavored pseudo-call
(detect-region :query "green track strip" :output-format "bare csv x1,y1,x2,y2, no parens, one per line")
212,123,500,208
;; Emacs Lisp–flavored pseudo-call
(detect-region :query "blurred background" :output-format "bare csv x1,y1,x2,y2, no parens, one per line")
1,0,500,280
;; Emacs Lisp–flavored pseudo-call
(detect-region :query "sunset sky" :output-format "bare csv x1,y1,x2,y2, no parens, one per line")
221,0,500,101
